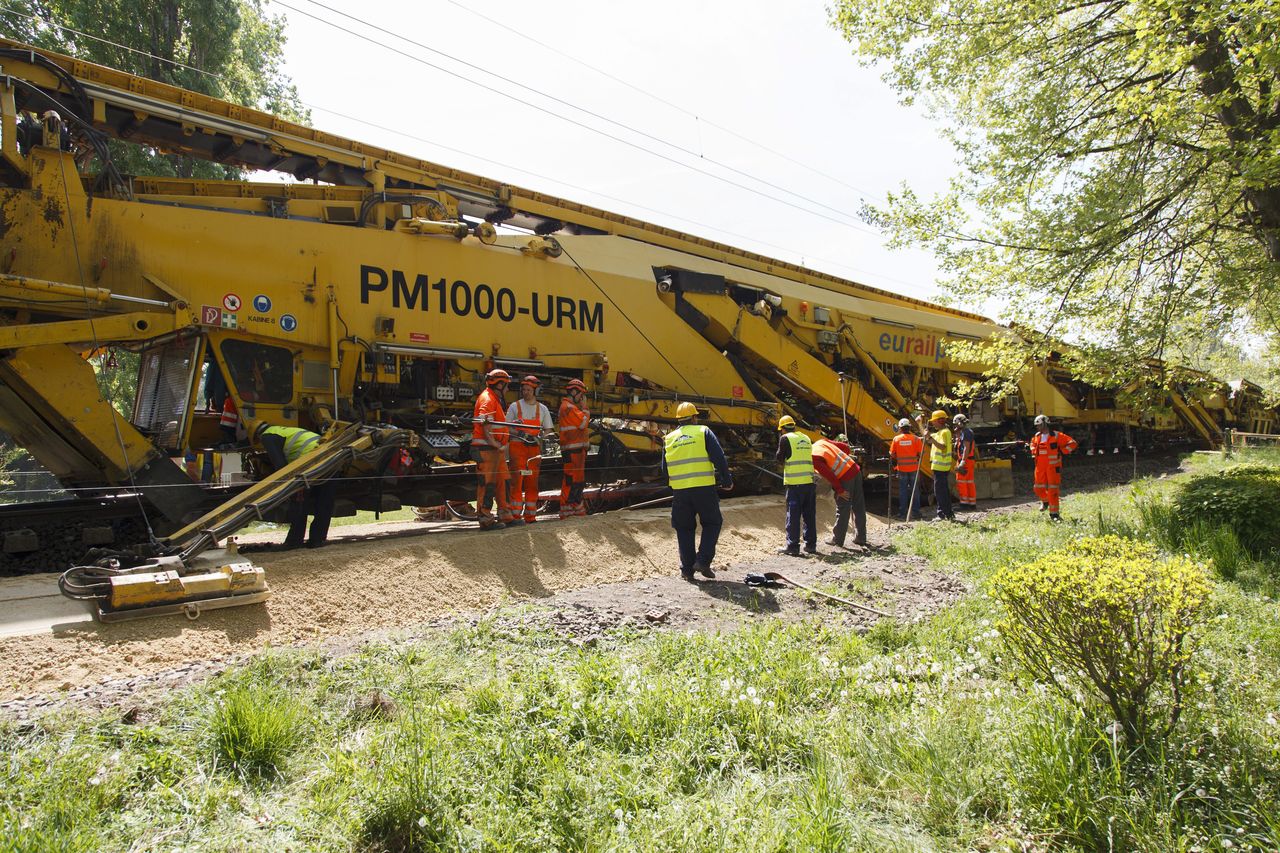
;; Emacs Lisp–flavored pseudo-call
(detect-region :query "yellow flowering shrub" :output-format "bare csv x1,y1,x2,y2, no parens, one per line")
990,535,1211,747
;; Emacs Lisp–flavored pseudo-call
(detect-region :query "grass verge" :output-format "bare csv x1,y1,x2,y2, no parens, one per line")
1,451,1278,851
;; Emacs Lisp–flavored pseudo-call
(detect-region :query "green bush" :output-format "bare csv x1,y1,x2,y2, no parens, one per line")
1173,464,1280,558
209,683,308,779
990,536,1211,747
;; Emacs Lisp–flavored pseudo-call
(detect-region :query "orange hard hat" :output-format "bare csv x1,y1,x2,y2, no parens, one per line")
520,375,541,388
486,368,511,385
566,379,587,393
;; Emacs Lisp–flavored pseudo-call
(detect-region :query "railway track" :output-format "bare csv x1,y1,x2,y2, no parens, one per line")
0,448,1188,577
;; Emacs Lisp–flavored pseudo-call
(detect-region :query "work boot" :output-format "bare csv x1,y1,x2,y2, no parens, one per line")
505,519,525,528
692,561,715,579
1040,502,1049,511
851,537,868,548
777,546,800,557
1049,513,1062,522
823,537,843,547
680,569,696,582
803,544,818,555
479,520,506,531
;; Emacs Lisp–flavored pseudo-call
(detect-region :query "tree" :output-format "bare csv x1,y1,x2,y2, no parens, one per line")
830,0,1280,399
1,0,307,178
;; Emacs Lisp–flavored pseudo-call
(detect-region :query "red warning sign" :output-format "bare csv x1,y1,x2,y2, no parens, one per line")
222,293,242,312
409,332,430,343
732,385,744,399
200,305,222,325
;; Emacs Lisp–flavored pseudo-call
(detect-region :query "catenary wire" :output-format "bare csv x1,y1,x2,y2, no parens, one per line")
439,0,891,205
272,0,878,234
0,3,923,291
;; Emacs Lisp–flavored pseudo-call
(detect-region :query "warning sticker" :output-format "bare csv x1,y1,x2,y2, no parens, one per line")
223,293,242,312
409,332,429,343
200,305,222,325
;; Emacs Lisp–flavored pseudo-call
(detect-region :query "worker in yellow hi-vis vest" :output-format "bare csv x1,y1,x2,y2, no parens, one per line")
660,402,733,581
251,420,336,549
775,414,816,556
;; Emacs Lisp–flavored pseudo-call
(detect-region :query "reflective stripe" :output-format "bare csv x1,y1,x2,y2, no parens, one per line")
664,425,716,489
264,426,322,463
560,442,588,450
930,428,954,470
782,432,814,485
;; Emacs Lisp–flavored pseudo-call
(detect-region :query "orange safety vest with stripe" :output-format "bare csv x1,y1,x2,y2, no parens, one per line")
811,438,856,481
219,397,238,429
890,433,923,472
472,387,509,447
558,398,590,451
1030,430,1078,467
262,426,322,463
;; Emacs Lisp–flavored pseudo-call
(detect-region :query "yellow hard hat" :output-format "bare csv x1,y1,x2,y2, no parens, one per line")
676,401,698,419
777,414,796,430
930,409,948,422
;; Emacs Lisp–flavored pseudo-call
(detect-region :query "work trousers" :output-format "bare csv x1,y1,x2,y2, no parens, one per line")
1034,463,1062,513
784,482,817,551
897,470,923,520
933,469,954,520
285,480,337,548
471,445,513,524
560,448,587,518
955,457,977,507
830,472,867,546
671,485,722,571
509,442,542,522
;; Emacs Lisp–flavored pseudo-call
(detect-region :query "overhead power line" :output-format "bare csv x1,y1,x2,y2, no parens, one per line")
439,0,890,206
276,0,880,236
0,3,925,292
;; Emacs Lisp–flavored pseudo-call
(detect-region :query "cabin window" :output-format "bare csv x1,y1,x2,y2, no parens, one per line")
220,340,294,404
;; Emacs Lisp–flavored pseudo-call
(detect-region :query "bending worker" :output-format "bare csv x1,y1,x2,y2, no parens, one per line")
1030,414,1078,521
558,378,590,518
506,375,554,524
953,413,978,511
472,368,517,530
661,402,733,581
252,420,335,549
921,410,955,521
813,433,867,549
775,415,817,556
890,418,923,520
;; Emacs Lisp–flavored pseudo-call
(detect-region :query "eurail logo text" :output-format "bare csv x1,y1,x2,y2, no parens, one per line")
878,332,946,363
359,264,604,333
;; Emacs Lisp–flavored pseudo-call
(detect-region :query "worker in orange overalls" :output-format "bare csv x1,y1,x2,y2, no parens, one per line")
953,413,978,511
506,375,554,524
1029,414,1078,521
558,378,590,518
889,418,924,520
472,368,517,530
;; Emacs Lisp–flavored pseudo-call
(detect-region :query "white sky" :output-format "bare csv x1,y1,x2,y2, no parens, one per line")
269,0,958,301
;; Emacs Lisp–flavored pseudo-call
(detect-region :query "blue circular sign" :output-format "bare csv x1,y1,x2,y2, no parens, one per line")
252,294,272,313
280,313,297,332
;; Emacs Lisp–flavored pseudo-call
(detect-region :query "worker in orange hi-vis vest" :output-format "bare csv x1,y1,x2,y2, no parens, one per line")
558,378,590,518
505,375,554,524
952,413,978,511
1029,414,1079,521
889,418,924,520
472,368,518,530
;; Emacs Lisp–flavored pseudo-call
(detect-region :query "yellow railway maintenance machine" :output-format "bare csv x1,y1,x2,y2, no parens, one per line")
0,41,1273,613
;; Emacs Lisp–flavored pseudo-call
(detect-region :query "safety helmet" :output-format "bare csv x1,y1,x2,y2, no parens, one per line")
486,368,511,385
896,418,912,430
566,378,587,394
953,413,968,425
1034,414,1050,426
777,414,796,431
246,418,267,443
676,401,698,419
930,409,948,422
520,375,541,388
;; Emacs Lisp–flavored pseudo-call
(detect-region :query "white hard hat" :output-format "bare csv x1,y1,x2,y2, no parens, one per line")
1034,414,1049,426
896,418,912,429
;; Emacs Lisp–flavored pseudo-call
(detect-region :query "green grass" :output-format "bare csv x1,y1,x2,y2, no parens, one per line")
2,452,1279,850
241,506,420,534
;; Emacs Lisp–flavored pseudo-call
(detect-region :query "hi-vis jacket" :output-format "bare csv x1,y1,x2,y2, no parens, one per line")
661,424,731,490
779,431,815,486
890,433,923,473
